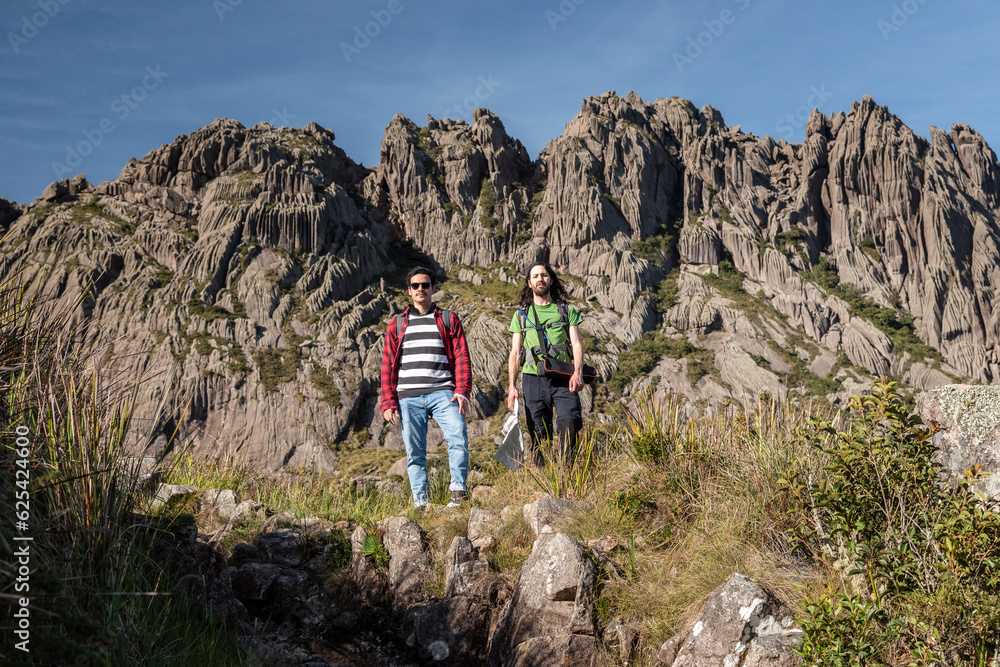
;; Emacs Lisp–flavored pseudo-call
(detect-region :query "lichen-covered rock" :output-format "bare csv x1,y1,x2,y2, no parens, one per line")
917,384,1000,497
664,573,802,667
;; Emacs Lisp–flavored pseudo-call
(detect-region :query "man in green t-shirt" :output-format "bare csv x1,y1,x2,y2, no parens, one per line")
506,262,584,463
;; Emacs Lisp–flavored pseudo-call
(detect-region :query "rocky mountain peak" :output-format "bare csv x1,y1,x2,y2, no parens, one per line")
3,92,998,472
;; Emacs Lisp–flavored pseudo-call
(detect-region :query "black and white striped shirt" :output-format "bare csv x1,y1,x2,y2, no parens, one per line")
397,311,455,399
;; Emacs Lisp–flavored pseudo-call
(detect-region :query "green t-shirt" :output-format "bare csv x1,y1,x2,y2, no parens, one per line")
509,303,582,375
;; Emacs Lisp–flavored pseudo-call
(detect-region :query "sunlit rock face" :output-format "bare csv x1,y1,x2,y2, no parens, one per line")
5,90,997,470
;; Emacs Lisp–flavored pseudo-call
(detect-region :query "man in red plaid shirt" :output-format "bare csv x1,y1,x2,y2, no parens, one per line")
380,267,472,508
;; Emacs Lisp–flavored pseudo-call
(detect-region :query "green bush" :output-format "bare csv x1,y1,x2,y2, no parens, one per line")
782,380,1000,664
309,366,341,407
253,347,301,391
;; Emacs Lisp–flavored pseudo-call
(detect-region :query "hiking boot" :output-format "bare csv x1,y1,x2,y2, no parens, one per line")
446,490,469,507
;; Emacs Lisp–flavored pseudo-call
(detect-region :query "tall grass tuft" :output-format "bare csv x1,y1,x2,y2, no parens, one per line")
522,427,607,500
587,389,824,660
0,277,253,665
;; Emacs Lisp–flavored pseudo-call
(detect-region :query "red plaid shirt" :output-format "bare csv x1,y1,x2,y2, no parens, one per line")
379,305,472,412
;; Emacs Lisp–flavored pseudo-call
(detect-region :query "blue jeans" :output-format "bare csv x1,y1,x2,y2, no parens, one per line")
398,390,469,506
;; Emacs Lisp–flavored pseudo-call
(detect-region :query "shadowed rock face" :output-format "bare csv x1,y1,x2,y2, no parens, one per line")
0,197,22,234
2,91,996,471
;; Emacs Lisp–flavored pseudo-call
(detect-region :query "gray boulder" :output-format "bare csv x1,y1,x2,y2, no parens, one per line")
200,488,240,520
467,507,500,551
150,483,198,511
258,529,308,568
522,497,580,537
0,197,21,232
380,516,430,608
444,536,489,599
228,562,281,601
917,384,1000,497
663,572,802,667
41,174,90,202
487,532,597,667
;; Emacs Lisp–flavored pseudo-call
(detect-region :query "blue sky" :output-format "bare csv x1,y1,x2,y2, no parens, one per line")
2,0,998,204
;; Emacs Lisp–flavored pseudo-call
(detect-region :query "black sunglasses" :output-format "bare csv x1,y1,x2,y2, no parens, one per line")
409,281,432,290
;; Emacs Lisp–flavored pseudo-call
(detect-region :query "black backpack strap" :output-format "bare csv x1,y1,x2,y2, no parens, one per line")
515,309,530,367
546,302,571,357
440,308,453,332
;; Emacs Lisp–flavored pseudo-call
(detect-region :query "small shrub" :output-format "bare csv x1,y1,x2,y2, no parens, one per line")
326,532,353,571
783,380,1000,664
361,530,390,569
653,269,680,313
253,347,300,391
776,227,806,251
309,366,341,407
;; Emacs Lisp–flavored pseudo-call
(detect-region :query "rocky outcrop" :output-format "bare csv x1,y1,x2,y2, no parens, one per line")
0,196,21,233
4,90,998,470
40,174,91,203
3,120,387,473
380,516,431,609
658,573,802,667
487,532,598,667
360,109,535,269
917,384,1000,497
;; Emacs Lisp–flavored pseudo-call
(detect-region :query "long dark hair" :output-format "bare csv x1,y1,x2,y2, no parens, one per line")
519,262,568,309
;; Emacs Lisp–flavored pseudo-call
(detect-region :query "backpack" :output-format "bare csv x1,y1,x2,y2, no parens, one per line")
517,302,571,367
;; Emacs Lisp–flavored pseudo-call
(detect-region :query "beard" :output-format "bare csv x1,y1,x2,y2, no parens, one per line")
531,284,550,298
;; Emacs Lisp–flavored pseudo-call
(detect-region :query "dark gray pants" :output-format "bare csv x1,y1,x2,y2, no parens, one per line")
521,372,582,463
